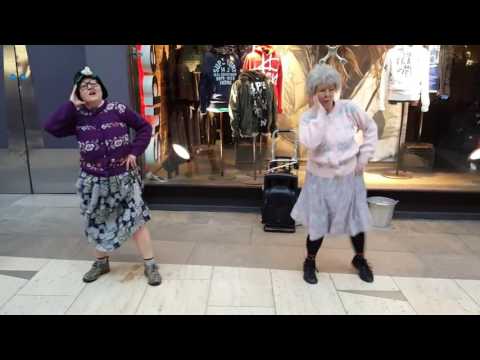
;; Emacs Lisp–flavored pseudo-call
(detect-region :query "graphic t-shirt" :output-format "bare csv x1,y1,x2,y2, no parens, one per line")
429,45,441,93
379,45,430,112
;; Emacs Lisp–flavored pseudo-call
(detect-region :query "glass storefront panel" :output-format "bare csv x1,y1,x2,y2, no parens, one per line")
1,45,33,193
0,45,108,194
132,45,480,193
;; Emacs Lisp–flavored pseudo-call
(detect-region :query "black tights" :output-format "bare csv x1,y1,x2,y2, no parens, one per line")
306,233,365,260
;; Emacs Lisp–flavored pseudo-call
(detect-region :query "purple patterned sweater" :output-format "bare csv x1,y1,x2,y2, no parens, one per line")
44,101,152,177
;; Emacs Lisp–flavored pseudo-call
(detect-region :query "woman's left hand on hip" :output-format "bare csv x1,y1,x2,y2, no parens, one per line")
123,154,137,170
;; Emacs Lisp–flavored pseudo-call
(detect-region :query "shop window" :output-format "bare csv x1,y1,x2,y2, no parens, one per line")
133,45,480,193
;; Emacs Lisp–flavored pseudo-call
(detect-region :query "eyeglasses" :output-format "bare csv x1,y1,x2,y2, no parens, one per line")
79,81,99,90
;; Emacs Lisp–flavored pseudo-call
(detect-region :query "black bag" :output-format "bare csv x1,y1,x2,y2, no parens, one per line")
261,129,299,233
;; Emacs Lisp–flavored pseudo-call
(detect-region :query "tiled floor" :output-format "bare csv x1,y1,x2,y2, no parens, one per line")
1,256,480,315
2,194,480,315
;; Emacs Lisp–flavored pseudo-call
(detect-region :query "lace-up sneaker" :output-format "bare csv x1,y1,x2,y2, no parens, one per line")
303,258,319,285
83,259,110,283
144,263,162,286
352,255,374,283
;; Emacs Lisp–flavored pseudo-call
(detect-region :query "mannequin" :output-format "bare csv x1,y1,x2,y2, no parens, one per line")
379,45,430,113
378,45,431,177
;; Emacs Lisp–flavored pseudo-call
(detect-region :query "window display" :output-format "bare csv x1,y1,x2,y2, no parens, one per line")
131,45,480,193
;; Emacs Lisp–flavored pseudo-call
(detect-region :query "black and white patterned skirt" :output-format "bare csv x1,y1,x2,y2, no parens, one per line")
76,170,151,252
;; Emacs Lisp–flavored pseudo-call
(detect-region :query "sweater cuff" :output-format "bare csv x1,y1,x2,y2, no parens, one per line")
130,146,144,157
66,101,77,110
357,152,371,167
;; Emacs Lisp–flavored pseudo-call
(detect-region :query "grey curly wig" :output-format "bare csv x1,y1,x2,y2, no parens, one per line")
306,64,342,97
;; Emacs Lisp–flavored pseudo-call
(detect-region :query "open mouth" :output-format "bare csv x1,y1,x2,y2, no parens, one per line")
88,91,97,97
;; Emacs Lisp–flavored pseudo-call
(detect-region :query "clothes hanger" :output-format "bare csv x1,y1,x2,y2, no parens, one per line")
319,45,348,65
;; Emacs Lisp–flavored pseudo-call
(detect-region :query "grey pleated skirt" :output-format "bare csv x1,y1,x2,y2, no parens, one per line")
76,170,151,252
291,171,371,240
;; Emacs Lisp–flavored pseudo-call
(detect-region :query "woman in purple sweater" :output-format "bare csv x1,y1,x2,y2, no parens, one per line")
44,67,161,286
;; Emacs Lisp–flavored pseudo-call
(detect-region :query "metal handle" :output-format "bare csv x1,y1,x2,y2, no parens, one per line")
271,129,298,161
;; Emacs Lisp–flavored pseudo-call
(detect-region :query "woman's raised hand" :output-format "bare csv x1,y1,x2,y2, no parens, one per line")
70,85,85,108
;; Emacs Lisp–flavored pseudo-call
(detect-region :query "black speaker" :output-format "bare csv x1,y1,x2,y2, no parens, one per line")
262,173,298,233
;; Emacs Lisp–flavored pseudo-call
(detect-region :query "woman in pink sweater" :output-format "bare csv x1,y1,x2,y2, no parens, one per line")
291,64,378,284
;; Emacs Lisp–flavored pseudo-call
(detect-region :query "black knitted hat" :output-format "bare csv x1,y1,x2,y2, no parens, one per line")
73,66,109,100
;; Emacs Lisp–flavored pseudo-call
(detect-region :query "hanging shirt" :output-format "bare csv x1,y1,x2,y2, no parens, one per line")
428,45,441,93
243,45,283,113
378,45,430,112
199,50,240,113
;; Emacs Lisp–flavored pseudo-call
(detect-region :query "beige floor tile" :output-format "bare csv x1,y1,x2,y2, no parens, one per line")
393,277,480,315
0,217,82,238
389,220,451,234
322,235,353,250
66,263,147,315
330,273,399,291
188,243,253,268
390,220,480,236
0,205,48,221
338,292,416,315
0,234,84,260
315,248,359,275
365,231,412,253
150,223,252,244
110,240,196,265
457,235,480,254
158,264,212,280
11,195,80,208
272,270,345,315
249,245,305,271
206,212,259,226
0,295,76,315
136,279,210,315
251,224,306,247
149,211,210,225
0,274,28,308
399,233,471,255
455,279,480,307
364,251,427,277
208,267,273,307
18,259,90,296
206,306,275,315
0,195,26,209
0,256,50,271
418,254,480,279
440,221,480,236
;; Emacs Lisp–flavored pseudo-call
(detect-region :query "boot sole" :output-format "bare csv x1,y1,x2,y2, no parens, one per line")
303,275,318,285
352,263,374,283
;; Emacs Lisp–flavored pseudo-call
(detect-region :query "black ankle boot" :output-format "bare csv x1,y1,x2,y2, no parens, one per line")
352,255,374,283
303,258,318,285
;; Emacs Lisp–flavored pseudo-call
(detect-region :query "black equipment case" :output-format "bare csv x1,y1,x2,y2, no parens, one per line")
261,129,299,233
